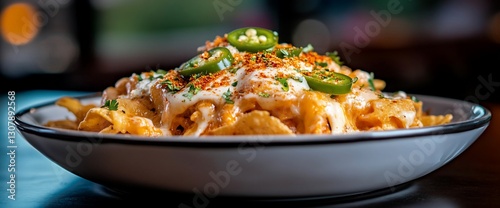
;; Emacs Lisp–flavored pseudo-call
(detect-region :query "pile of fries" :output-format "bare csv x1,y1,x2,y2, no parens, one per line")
46,27,452,136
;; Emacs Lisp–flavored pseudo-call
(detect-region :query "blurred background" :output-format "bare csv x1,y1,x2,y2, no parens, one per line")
1,0,500,103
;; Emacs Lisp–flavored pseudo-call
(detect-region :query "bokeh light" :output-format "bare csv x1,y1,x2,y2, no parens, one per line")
1,3,39,45
489,12,500,44
292,19,331,53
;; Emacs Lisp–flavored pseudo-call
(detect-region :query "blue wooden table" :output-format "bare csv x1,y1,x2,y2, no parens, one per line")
1,90,499,208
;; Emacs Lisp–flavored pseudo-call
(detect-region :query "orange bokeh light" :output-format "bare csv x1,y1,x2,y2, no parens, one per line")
1,3,39,45
489,12,500,44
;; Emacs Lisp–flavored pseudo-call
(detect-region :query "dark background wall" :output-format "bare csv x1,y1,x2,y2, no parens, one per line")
1,0,500,104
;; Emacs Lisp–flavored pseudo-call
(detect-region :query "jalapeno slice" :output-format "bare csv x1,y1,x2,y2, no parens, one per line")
305,72,353,95
178,47,233,77
227,27,278,52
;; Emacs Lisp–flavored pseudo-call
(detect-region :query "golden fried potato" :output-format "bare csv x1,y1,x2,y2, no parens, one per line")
421,114,453,126
45,120,78,130
55,96,97,123
78,99,164,136
208,110,293,135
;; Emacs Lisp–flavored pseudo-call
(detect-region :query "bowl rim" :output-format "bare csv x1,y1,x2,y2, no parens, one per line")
14,93,491,147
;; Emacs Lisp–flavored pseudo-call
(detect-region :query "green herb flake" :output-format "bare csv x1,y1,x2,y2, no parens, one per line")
315,62,328,67
161,80,181,93
368,72,375,91
222,89,234,104
192,72,204,79
276,77,289,92
190,84,201,94
137,74,143,81
156,69,168,75
326,51,343,66
352,77,359,83
231,81,238,87
102,99,119,111
279,49,289,57
277,47,304,59
258,92,271,98
182,93,194,101
183,84,201,101
228,67,239,74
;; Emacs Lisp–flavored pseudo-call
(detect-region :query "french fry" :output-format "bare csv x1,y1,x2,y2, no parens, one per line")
208,110,293,135
421,114,453,126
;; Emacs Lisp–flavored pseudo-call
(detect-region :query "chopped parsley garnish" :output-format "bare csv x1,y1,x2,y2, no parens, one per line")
183,84,201,101
278,49,289,57
368,72,376,91
183,93,194,101
144,70,165,81
161,80,181,93
192,72,204,79
326,51,343,66
137,74,143,81
276,47,303,58
315,62,328,67
276,44,314,58
222,89,234,104
258,92,271,98
231,81,238,87
276,77,289,92
102,99,119,111
228,67,239,74
156,69,168,75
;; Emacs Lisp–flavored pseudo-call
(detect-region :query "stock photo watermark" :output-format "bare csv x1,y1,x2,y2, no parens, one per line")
339,0,410,63
384,73,499,191
383,132,448,191
64,133,105,169
465,74,500,104
213,0,242,21
178,137,271,208
6,91,17,200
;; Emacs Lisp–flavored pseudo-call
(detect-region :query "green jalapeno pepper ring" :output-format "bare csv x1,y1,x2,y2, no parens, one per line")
178,47,233,77
227,27,278,53
305,72,353,95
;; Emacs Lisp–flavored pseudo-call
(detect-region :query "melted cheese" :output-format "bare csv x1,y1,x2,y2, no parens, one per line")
325,101,349,134
122,42,419,136
130,72,165,98
190,104,214,136
47,30,449,136
238,67,309,110
156,62,311,135
400,110,416,128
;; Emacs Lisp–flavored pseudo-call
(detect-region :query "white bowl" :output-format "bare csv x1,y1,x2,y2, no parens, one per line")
14,93,491,199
